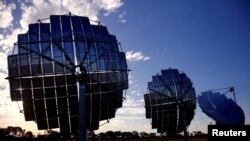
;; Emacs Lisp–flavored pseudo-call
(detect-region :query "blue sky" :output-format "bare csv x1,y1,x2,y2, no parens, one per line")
0,0,249,135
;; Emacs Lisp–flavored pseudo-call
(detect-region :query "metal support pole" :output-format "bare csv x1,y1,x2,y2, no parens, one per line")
78,84,86,141
233,90,237,103
228,87,237,103
183,108,189,141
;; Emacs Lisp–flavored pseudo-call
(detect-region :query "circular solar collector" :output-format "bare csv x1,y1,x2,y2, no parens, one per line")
198,91,245,125
7,14,129,136
144,68,196,134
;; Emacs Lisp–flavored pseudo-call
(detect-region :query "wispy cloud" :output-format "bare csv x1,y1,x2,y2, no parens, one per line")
19,0,123,30
0,1,16,28
118,11,127,23
128,73,133,84
123,96,144,107
118,93,145,114
0,0,124,55
94,0,123,12
126,50,151,62
100,0,124,16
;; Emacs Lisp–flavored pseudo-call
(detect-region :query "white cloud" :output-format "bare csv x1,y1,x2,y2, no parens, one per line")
0,53,8,92
143,56,150,61
128,73,133,84
20,0,123,30
0,52,7,68
97,94,156,133
130,90,141,96
118,11,127,23
123,96,144,107
0,1,16,28
99,0,124,16
126,50,151,62
93,0,123,12
0,34,4,40
117,107,145,115
97,114,156,133
0,28,25,55
0,0,124,55
21,0,123,29
97,104,155,133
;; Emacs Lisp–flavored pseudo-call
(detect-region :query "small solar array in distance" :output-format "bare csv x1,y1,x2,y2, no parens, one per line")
198,91,245,125
7,14,129,136
144,68,196,134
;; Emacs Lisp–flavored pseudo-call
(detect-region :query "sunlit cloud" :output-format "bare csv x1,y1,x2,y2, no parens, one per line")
130,90,140,96
97,111,156,133
0,28,26,55
126,50,151,62
0,1,16,28
123,96,144,107
0,0,124,55
97,95,155,133
0,52,8,92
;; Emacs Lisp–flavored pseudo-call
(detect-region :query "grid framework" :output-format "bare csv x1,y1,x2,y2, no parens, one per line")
7,14,129,136
144,68,196,134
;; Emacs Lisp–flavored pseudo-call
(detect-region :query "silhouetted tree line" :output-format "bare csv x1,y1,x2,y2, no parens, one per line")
0,126,206,140
0,126,63,140
0,126,33,140
89,131,156,140
90,130,207,140
190,131,207,137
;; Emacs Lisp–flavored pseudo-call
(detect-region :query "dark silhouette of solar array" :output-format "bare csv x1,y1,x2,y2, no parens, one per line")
144,68,196,140
7,13,129,138
198,88,245,125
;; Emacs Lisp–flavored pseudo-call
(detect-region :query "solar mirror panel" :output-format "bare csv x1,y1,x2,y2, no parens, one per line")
7,14,129,137
198,91,245,125
144,68,196,134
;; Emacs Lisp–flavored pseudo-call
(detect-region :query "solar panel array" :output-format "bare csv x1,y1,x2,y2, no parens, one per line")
144,69,196,134
198,91,245,125
7,15,128,136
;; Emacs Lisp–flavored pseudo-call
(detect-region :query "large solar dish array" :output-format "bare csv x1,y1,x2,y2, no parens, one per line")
7,14,128,136
198,91,245,125
144,68,196,134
